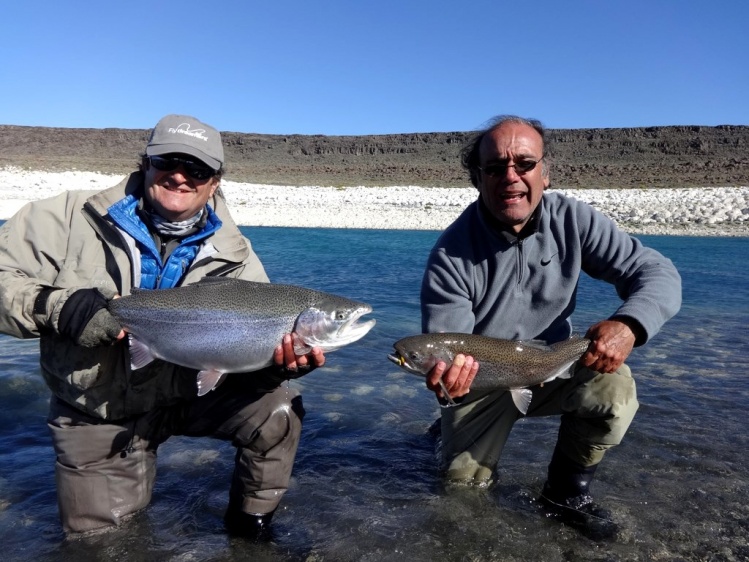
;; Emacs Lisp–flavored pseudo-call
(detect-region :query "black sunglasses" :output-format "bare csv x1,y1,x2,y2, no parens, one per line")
478,157,543,177
148,155,217,181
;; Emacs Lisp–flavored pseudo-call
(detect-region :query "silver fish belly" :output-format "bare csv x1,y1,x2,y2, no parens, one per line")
109,277,376,396
388,333,590,414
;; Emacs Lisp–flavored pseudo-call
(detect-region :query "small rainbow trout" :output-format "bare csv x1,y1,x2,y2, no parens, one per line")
388,333,590,414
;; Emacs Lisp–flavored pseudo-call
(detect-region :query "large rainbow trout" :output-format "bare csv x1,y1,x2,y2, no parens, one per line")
109,277,375,396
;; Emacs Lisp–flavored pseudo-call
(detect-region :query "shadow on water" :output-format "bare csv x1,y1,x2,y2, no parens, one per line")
1,228,748,561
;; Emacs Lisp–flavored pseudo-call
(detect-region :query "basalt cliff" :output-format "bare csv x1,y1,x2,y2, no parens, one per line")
1,124,746,189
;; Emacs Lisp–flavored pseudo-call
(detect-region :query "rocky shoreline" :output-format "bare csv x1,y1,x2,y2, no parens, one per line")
222,182,749,236
0,167,749,236
1,168,747,236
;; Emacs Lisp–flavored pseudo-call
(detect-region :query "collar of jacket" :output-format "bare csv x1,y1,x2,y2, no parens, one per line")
107,193,221,252
477,195,543,242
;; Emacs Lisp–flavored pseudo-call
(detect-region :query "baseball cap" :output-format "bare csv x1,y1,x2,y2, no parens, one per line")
145,114,224,170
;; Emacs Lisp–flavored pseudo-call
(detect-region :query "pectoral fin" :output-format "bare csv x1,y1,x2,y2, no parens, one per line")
439,380,458,407
197,369,227,396
128,335,157,370
511,388,533,415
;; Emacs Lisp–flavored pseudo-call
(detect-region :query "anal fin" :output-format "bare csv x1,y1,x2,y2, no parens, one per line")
128,335,157,370
511,388,533,415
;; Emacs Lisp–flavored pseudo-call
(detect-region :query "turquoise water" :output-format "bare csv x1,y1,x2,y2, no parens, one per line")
0,227,747,561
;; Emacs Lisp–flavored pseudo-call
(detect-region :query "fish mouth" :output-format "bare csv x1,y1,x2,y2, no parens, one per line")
339,307,376,341
387,351,422,376
387,352,403,366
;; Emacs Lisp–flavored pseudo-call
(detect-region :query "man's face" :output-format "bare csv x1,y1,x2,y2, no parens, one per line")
476,122,549,233
143,154,219,222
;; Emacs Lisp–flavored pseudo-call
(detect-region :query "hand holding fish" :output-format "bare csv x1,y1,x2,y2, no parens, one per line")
581,318,639,373
274,333,326,376
426,353,479,400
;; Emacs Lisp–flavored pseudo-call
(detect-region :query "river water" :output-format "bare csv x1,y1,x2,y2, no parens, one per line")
0,227,747,561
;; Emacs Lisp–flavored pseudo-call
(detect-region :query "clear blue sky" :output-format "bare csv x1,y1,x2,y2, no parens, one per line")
1,0,747,135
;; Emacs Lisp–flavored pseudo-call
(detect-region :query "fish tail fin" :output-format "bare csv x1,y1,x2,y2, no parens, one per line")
128,335,157,370
196,369,227,396
511,388,533,415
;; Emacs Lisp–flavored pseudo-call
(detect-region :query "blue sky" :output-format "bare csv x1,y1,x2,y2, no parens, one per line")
1,0,747,135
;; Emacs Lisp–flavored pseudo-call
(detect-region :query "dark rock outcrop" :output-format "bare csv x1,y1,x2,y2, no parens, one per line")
1,124,746,189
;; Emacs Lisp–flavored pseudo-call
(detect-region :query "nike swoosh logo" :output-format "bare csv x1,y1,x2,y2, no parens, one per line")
541,253,558,266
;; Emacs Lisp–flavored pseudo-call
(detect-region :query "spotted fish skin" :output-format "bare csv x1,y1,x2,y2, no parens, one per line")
388,333,590,413
108,277,375,395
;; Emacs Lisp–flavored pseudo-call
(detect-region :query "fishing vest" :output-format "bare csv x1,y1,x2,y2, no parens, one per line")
107,194,222,289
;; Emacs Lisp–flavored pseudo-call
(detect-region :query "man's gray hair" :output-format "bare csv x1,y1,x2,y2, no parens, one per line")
460,115,548,188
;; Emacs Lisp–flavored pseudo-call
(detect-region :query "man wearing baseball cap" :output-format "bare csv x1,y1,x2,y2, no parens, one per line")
0,114,323,539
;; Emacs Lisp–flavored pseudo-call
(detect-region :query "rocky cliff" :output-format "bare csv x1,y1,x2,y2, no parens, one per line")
1,124,747,189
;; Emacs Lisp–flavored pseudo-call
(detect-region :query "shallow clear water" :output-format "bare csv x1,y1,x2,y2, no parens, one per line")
0,227,747,561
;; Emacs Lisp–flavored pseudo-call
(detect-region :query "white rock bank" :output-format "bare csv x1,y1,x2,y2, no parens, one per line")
1,168,747,236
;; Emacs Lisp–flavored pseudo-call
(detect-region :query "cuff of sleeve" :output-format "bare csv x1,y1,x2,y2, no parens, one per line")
610,315,647,347
32,286,67,331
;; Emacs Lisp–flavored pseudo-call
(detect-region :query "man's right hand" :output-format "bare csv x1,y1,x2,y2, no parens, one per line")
272,333,326,378
426,354,479,400
56,288,125,347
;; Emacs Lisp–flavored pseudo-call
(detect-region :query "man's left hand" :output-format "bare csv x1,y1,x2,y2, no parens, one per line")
581,319,637,373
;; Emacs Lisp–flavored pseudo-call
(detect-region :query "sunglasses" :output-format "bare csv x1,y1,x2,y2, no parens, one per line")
148,155,217,181
478,157,543,177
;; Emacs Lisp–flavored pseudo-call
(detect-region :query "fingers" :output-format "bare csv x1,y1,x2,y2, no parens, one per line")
426,362,448,393
426,354,479,399
280,334,299,370
308,346,325,368
582,319,637,373
443,354,478,397
274,334,326,371
581,336,624,373
273,342,285,367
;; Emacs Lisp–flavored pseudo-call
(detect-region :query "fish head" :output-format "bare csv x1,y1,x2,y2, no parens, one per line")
388,335,452,377
294,298,375,352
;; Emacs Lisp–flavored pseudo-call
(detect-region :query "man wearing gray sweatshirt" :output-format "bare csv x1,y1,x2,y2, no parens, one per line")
420,115,681,533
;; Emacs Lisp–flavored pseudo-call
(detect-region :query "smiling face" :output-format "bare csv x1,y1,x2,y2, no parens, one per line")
143,154,220,222
477,122,549,233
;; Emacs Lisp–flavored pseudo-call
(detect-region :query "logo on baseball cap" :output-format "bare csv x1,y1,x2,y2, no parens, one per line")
146,114,224,170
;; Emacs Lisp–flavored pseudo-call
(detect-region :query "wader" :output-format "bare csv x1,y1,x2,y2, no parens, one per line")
439,363,638,484
47,374,304,533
